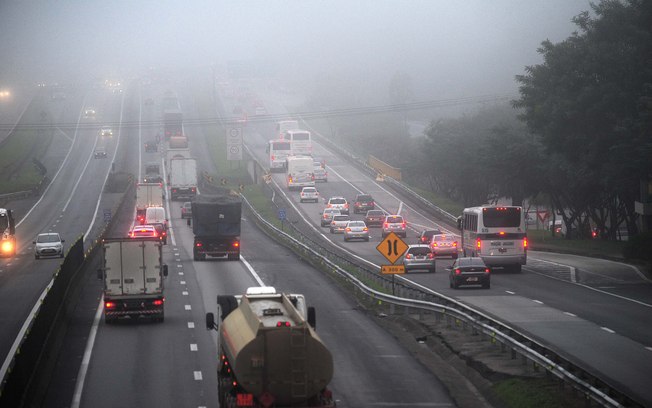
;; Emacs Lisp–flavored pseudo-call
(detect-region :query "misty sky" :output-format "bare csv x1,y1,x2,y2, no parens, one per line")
0,0,591,99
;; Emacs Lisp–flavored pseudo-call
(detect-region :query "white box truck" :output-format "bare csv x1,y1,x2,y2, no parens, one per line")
169,157,197,200
99,238,168,323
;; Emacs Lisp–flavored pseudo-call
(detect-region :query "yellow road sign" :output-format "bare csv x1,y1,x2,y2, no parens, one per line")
381,265,405,274
376,232,408,264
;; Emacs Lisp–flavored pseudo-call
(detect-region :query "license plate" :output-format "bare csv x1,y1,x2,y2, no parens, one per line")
466,277,478,282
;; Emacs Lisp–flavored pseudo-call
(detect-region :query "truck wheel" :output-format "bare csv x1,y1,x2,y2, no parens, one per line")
218,295,238,320
157,311,165,323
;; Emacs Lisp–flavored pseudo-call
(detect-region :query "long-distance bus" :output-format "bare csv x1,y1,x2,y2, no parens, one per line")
267,139,292,172
283,129,312,156
457,206,527,273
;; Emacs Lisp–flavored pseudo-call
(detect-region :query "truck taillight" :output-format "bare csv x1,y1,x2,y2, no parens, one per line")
453,241,458,247
233,241,240,248
105,301,116,309
195,242,203,247
191,187,196,192
153,299,164,306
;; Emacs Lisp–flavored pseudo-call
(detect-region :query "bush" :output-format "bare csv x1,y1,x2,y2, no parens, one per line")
623,232,652,261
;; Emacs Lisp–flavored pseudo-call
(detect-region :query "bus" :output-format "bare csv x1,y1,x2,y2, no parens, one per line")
275,120,299,139
457,206,527,273
283,129,312,156
285,156,315,190
267,139,292,172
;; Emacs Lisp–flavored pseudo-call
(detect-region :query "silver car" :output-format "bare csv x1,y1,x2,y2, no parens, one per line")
34,232,65,259
343,220,370,242
329,214,351,234
382,215,407,238
321,208,341,227
313,167,328,182
430,234,459,258
402,244,436,273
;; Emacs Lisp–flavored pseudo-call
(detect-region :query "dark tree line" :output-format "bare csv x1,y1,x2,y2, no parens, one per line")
413,0,652,240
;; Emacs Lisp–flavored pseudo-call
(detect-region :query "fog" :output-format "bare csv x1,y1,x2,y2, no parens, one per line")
1,0,590,103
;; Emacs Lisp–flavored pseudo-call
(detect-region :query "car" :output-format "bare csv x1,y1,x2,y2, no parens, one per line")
33,232,65,259
430,234,458,258
299,187,319,203
353,194,375,214
382,215,407,238
447,257,491,289
402,244,436,273
326,197,349,215
419,229,443,244
100,127,113,138
93,146,107,158
144,139,158,152
84,108,96,118
343,220,370,242
321,208,341,227
128,225,159,239
364,209,386,227
150,223,168,244
329,214,351,234
143,173,162,183
181,201,192,219
313,167,328,182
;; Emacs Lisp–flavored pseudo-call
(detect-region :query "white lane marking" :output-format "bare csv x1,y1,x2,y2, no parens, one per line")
505,291,516,295
185,305,192,310
240,255,266,286
177,264,183,268
645,347,652,352
180,280,186,285
55,126,74,142
190,344,198,351
564,312,577,317
194,371,203,381
188,322,195,329
532,300,543,305
176,258,181,262
71,296,104,408
601,327,616,334
182,291,189,296
178,272,184,276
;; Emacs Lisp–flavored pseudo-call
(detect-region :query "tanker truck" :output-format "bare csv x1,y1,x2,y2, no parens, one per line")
205,286,335,408
0,208,16,257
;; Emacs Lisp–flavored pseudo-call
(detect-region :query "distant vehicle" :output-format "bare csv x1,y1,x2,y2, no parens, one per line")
419,229,443,244
457,206,527,273
168,136,188,149
321,208,341,227
145,206,168,244
299,186,319,203
267,139,293,172
275,120,299,139
144,139,158,153
0,208,17,257
402,244,436,273
93,146,107,158
181,201,192,219
84,108,96,118
447,257,491,289
382,215,406,238
204,287,335,407
430,234,458,258
163,109,183,141
33,232,65,259
128,225,159,239
169,157,197,200
330,214,350,234
283,129,312,156
326,197,349,215
364,210,386,227
99,127,113,138
285,156,315,190
343,220,370,242
353,194,375,214
313,167,328,182
192,193,241,261
143,173,162,184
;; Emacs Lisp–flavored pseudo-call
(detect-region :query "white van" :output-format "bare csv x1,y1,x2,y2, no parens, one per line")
145,206,168,244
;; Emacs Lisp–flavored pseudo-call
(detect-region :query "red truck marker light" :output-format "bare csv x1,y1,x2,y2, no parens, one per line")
153,299,164,306
105,301,116,309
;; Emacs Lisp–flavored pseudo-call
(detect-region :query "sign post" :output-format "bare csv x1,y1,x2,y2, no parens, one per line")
376,232,408,295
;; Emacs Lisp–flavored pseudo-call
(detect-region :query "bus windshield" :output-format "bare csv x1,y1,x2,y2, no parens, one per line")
273,141,291,151
482,207,521,228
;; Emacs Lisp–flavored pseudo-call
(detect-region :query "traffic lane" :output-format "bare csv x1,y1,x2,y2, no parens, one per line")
240,215,456,407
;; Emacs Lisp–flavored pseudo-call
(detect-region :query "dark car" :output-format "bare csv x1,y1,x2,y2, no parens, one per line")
447,257,491,289
143,173,163,184
419,229,442,244
364,209,386,227
93,147,107,159
144,139,158,153
150,223,168,244
353,194,375,214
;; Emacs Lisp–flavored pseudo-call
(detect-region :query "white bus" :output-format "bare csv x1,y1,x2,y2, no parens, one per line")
285,156,315,190
457,205,527,273
275,120,299,138
267,139,292,172
283,129,312,156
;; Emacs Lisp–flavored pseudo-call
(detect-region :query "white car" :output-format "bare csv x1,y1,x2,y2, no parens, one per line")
326,196,349,215
321,208,341,227
100,127,113,138
34,233,65,259
299,187,319,203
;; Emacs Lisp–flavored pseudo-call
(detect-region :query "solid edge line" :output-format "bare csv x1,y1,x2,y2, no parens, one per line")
70,296,104,408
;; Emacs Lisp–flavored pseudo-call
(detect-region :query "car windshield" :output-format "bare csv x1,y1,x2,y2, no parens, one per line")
333,215,350,221
408,247,431,256
458,258,485,267
432,235,452,242
303,188,316,193
330,198,346,204
37,234,59,243
348,221,365,227
357,195,372,201
387,216,404,223
367,210,383,216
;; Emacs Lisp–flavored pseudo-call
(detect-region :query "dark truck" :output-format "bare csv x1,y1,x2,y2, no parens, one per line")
192,193,241,261
163,108,183,141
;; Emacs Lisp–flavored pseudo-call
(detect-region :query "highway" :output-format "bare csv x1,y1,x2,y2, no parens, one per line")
2,72,651,407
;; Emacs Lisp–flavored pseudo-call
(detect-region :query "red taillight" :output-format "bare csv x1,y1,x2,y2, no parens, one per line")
405,253,412,259
476,239,481,249
432,242,438,247
453,241,458,247
484,268,491,274
355,202,360,206
344,203,349,208
363,227,368,231
271,154,275,160
383,223,388,228
153,299,164,306
105,301,116,309
345,227,351,232
276,321,291,327
233,241,240,248
401,222,406,229
523,237,528,248
195,242,203,247
455,268,462,275
191,187,196,193
428,253,435,259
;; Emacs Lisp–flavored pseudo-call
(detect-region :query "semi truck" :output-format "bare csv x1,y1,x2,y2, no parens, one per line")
135,183,164,224
163,108,183,141
169,157,197,201
99,238,168,323
0,208,16,257
205,286,335,408
191,192,241,261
